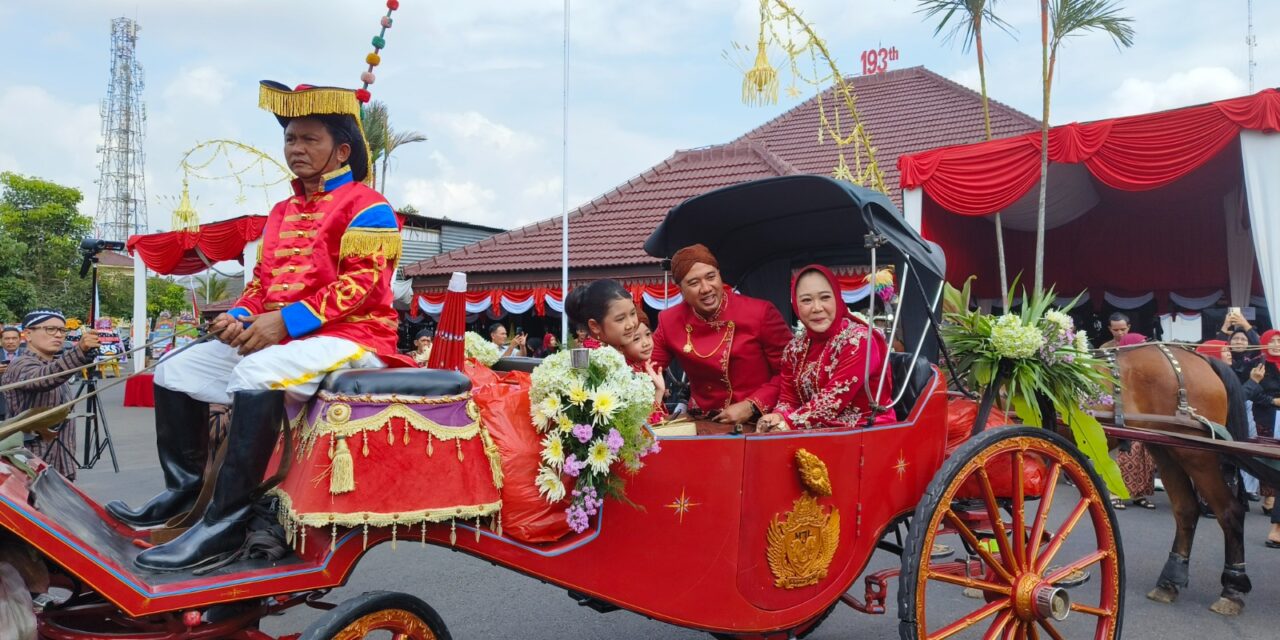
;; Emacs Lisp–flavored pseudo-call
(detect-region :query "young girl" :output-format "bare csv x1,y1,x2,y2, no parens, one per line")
621,312,667,421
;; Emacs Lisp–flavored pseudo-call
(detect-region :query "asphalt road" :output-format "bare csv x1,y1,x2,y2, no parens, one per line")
69,382,1280,639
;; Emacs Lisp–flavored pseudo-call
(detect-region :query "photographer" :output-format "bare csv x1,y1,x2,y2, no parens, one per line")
0,309,99,481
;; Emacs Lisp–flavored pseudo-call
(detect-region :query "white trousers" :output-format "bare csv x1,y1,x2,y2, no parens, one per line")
154,337,383,405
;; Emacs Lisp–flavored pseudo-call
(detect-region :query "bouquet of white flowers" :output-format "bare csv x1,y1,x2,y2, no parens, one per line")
463,331,502,366
529,347,659,532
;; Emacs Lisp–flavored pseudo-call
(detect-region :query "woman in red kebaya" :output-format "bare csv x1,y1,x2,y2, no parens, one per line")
758,265,894,431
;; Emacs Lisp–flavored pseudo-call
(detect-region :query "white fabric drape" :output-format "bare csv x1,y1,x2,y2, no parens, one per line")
1054,291,1090,309
1241,130,1280,324
642,291,683,310
1159,312,1203,343
842,283,872,304
1223,186,1255,308
544,294,565,314
1103,291,1154,309
902,187,923,231
995,163,1099,231
1169,290,1224,310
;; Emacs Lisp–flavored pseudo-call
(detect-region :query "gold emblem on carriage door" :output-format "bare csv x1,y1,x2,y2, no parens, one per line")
766,449,841,589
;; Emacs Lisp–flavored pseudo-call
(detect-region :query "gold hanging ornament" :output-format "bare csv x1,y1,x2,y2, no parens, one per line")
170,179,200,233
742,0,778,106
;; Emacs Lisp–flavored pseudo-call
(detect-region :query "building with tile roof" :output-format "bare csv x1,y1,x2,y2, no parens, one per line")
405,66,1037,300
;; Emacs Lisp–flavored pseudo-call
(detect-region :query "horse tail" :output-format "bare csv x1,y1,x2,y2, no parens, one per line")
1206,357,1250,443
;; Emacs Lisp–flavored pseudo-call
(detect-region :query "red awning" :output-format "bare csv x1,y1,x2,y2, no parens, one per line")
899,89,1280,215
896,90,1280,303
127,215,268,276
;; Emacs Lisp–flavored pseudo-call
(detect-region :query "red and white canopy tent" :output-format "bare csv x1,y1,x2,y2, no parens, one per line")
122,215,267,372
897,89,1280,324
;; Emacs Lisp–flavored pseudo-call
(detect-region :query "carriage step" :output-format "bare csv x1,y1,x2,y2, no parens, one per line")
567,590,620,613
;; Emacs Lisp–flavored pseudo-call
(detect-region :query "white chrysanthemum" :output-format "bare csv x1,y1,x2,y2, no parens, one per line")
1044,309,1073,334
556,413,575,433
531,406,551,431
535,466,566,502
586,439,616,474
590,387,620,423
990,314,1044,359
567,382,590,406
1074,331,1091,352
463,331,503,366
540,433,566,469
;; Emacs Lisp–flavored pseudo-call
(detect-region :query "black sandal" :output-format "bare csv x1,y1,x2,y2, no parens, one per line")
1265,539,1280,549
1110,498,1126,511
1133,498,1156,510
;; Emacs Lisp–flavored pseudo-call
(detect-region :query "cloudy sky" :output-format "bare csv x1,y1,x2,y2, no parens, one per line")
1,1,1275,235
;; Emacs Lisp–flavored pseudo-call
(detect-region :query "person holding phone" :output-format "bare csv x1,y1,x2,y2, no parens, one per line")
1217,308,1260,343
488,323,527,358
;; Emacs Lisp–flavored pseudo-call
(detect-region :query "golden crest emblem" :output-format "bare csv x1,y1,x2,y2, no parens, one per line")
766,449,841,589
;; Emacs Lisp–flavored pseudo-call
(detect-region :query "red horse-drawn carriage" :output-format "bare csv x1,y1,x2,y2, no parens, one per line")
0,176,1123,639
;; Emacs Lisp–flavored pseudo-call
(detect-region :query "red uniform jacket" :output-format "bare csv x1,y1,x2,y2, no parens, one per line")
229,166,410,365
651,289,792,414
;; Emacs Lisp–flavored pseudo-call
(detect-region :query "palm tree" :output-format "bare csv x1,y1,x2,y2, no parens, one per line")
380,126,428,194
362,101,390,187
1033,0,1134,291
197,274,228,304
917,0,1014,303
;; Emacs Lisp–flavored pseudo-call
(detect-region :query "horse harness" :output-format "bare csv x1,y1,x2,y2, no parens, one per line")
1107,343,1223,439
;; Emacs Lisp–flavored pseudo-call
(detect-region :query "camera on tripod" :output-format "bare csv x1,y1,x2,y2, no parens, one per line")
79,238,127,278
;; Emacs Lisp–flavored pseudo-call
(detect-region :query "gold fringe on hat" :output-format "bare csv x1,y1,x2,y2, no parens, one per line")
259,84,362,120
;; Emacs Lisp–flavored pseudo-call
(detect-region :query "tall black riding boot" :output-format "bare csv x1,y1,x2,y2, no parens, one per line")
106,386,210,527
134,390,285,572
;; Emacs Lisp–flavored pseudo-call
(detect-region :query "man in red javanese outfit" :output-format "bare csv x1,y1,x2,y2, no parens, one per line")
651,244,793,424
110,81,413,571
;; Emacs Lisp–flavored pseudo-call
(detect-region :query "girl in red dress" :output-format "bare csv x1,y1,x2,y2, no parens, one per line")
566,280,665,405
758,264,894,431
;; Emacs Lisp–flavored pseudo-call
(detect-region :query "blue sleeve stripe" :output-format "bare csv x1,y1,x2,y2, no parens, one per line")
349,202,398,229
228,307,252,321
281,301,324,338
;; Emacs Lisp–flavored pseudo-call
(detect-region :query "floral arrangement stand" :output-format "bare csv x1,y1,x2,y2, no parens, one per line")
942,282,1128,498
271,374,505,551
530,347,660,533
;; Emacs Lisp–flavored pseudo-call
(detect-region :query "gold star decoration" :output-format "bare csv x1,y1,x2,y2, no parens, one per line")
666,487,701,524
785,84,803,98
894,450,909,479
831,153,855,183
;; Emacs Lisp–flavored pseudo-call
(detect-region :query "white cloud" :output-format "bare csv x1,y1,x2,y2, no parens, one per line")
425,111,541,155
0,86,100,208
401,178,498,223
163,65,232,105
1108,67,1248,117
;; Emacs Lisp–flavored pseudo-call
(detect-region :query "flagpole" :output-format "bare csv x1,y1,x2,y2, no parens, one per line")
560,0,571,344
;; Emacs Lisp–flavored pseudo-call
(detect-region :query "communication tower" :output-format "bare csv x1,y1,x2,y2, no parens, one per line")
94,17,148,243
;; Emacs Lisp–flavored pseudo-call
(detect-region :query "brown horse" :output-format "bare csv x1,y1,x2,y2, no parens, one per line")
1101,344,1253,616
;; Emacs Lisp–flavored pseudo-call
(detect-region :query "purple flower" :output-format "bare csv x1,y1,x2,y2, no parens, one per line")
563,454,582,477
647,440,662,456
605,428,624,454
566,505,590,533
571,423,594,444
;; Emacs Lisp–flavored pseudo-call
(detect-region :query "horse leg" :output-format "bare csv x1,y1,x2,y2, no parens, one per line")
1146,448,1197,604
1181,456,1250,616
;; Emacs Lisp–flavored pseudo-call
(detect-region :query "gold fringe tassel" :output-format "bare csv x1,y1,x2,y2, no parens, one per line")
339,229,402,261
259,84,361,119
330,436,356,495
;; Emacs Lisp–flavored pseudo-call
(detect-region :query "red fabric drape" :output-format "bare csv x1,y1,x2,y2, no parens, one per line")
898,89,1280,215
126,215,268,275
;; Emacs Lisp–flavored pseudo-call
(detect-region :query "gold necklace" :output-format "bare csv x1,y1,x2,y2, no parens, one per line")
683,321,735,358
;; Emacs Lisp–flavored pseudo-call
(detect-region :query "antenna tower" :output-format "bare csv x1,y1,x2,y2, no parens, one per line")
94,17,148,243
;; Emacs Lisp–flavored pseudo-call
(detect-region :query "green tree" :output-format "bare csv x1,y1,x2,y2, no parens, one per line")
917,0,1014,302
196,274,230,304
147,277,191,317
0,172,94,319
1033,0,1134,290
359,101,427,193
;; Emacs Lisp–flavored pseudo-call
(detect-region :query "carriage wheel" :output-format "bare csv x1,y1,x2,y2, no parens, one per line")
898,427,1124,640
298,591,451,640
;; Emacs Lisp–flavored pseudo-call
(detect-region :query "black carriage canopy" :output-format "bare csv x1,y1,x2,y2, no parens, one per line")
645,175,947,362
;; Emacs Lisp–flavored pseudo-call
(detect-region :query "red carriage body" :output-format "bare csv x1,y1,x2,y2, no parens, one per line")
0,176,1126,639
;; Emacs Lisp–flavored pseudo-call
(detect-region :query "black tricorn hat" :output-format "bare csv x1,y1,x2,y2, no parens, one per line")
259,80,372,185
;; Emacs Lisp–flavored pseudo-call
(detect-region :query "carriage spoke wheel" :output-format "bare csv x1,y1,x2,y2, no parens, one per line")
899,427,1123,640
299,591,450,640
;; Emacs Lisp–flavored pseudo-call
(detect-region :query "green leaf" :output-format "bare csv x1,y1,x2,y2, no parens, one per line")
1060,403,1130,500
